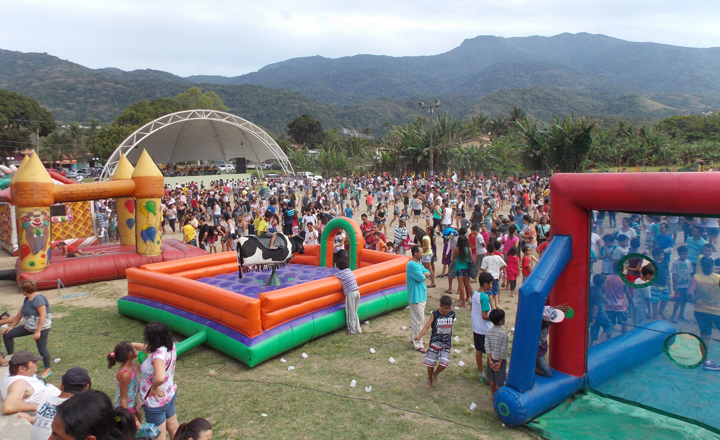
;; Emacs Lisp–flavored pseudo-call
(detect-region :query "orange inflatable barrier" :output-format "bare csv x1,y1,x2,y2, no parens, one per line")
118,218,413,368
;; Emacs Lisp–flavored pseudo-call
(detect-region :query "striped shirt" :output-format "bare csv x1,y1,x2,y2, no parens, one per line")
484,326,509,361
334,269,359,294
394,226,408,245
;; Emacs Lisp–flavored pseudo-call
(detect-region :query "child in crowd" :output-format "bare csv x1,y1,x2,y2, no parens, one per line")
505,246,520,298
484,309,509,397
182,219,197,246
632,265,655,327
699,242,716,269
304,222,318,245
480,242,506,309
439,231,453,278
415,295,455,389
589,274,612,345
521,246,537,284
334,259,361,335
650,247,671,319
442,229,459,295
471,273,494,384
107,341,141,422
611,234,630,272
599,234,616,275
671,245,693,323
536,305,567,377
604,274,629,334
624,238,643,283
229,232,239,252
373,231,388,253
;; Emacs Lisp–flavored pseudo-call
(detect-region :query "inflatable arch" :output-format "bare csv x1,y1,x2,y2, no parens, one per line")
318,217,364,270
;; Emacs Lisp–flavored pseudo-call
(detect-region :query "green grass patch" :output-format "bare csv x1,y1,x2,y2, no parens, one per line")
16,303,529,439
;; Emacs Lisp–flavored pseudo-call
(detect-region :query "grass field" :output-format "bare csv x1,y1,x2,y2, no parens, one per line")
0,275,532,440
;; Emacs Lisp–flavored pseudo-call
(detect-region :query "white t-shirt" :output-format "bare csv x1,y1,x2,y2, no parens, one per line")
442,207,453,225
475,233,487,256
614,226,637,241
302,214,317,233
590,232,601,257
334,232,346,253
471,291,493,335
633,277,652,307
481,255,507,280
304,230,318,245
31,395,68,440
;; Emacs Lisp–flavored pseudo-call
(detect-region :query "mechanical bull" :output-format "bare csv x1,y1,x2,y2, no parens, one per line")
236,233,305,279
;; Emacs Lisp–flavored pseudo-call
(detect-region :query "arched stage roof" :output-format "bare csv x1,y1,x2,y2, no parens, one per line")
100,110,293,180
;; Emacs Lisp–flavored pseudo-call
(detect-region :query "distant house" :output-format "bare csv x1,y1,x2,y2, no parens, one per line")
461,135,492,148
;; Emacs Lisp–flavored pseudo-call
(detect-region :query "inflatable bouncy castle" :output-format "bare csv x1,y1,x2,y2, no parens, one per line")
9,151,204,290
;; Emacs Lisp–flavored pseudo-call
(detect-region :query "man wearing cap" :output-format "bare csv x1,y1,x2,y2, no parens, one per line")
1,351,60,415
536,305,569,377
19,366,91,440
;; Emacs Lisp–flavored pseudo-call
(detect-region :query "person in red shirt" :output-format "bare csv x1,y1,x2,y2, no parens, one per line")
360,214,374,239
56,242,105,257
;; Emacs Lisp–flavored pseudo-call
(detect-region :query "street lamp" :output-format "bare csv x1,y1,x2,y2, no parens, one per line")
419,99,441,177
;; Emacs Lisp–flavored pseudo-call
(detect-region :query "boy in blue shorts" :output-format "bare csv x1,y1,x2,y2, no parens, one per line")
415,295,455,389
471,273,494,384
650,247,671,319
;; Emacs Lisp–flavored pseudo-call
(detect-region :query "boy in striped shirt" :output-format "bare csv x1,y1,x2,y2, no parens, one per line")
334,259,361,335
484,309,509,397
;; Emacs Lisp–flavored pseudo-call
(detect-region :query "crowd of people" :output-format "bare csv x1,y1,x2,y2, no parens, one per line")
4,168,720,437
590,212,720,371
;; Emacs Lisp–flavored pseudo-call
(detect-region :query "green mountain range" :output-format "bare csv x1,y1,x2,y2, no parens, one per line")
1,32,719,135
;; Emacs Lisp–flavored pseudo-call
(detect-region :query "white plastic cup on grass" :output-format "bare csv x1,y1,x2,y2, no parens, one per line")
469,402,478,411
350,380,357,388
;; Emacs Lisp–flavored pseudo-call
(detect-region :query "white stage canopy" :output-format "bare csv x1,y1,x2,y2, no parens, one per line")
100,110,293,179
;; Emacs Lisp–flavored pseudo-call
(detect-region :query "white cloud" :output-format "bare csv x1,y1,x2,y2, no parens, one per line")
0,0,718,76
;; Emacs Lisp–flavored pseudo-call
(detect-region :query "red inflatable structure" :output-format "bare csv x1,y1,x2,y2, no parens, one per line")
17,238,206,291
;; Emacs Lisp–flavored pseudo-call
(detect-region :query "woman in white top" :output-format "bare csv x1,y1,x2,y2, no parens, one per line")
614,217,637,241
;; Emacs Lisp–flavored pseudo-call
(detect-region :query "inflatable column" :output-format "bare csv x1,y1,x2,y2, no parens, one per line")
112,155,136,246
12,153,54,272
132,150,164,256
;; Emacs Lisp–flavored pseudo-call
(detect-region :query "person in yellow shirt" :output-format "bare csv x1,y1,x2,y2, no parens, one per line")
183,219,197,246
257,210,281,249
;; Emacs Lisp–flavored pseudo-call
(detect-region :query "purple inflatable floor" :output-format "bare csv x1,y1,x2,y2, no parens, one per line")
196,264,339,298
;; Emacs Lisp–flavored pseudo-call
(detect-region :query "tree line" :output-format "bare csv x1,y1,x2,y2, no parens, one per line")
284,109,720,176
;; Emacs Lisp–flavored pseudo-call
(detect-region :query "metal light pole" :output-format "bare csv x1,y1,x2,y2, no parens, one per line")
419,100,441,177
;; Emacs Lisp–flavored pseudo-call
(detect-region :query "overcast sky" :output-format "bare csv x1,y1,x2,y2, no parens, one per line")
1,0,718,77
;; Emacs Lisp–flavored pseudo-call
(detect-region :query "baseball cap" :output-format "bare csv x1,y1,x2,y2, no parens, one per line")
62,367,91,388
8,350,42,365
542,306,565,323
